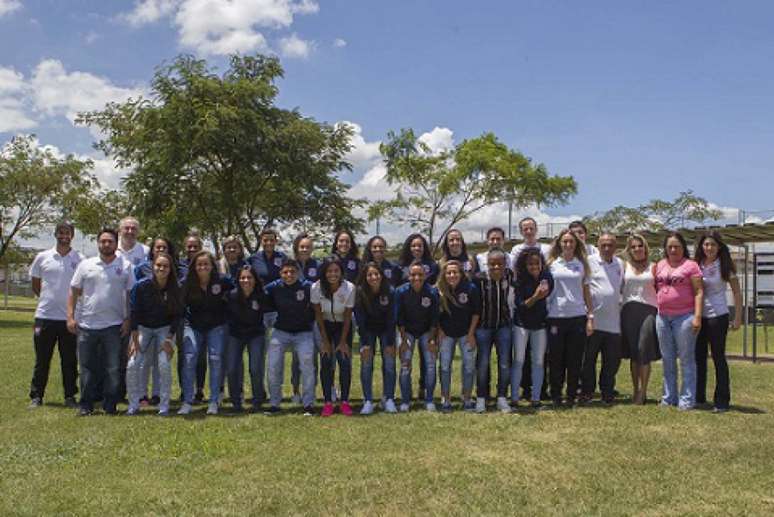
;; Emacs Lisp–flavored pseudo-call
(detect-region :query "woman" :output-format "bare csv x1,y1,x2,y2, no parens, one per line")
362,235,402,287
355,262,398,414
694,231,742,413
396,261,440,412
126,252,181,416
621,235,660,405
217,236,246,280
436,260,480,412
312,257,356,416
134,237,176,281
399,233,439,285
440,229,479,279
331,230,361,283
546,229,594,408
654,232,704,411
225,265,267,412
178,251,233,415
291,233,321,404
513,248,554,409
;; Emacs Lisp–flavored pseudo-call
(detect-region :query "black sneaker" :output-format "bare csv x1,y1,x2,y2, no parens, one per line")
150,395,160,406
78,407,93,416
552,398,563,408
64,397,78,408
530,401,542,410
264,406,281,416
233,403,244,413
302,406,314,416
712,406,729,414
29,397,43,408
194,391,204,404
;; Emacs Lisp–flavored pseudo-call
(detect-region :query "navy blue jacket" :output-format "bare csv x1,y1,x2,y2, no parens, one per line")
400,258,439,285
439,280,482,338
129,277,181,332
226,288,266,339
298,258,321,283
514,270,554,330
354,286,396,336
443,253,480,280
248,250,287,285
264,279,315,333
376,259,403,288
338,255,361,283
184,277,234,331
221,259,247,281
396,283,440,337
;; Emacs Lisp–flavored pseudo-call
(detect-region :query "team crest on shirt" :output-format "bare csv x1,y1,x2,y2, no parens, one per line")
464,261,472,272
384,269,392,278
423,265,430,274
274,257,283,267
252,300,260,311
71,261,78,269
421,297,431,307
567,262,580,273
308,268,317,278
347,260,356,271
458,292,468,304
296,290,305,301
379,295,389,306
211,284,221,295
114,267,122,276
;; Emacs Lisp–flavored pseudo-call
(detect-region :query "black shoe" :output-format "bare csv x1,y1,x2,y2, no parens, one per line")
601,394,615,405
104,407,118,415
194,391,204,404
303,406,314,416
78,407,93,416
530,401,542,410
552,398,563,408
150,395,160,406
64,397,78,408
233,403,244,413
564,398,576,408
264,406,281,416
712,406,729,414
29,397,43,408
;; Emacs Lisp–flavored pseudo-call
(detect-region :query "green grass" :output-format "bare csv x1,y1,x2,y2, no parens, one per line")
2,308,774,516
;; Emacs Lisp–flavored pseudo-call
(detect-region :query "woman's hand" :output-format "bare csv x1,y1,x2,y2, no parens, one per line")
321,339,333,357
162,338,174,359
692,316,702,335
585,317,595,337
336,341,351,358
360,345,372,363
731,315,742,331
466,333,477,350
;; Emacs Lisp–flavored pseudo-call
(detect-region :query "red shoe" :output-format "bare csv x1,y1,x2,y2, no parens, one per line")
340,401,353,416
321,402,334,417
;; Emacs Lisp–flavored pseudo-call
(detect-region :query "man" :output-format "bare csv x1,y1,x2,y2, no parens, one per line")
67,228,134,415
248,229,287,288
28,222,84,409
569,220,599,257
476,227,513,273
580,233,624,404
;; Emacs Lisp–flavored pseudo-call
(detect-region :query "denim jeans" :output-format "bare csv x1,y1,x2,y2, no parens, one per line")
320,321,353,402
512,326,547,402
226,334,266,406
267,329,315,407
181,324,227,404
77,325,122,411
439,335,476,399
656,312,697,409
292,325,320,392
360,329,397,402
399,332,436,404
126,325,173,411
475,326,512,398
140,338,160,398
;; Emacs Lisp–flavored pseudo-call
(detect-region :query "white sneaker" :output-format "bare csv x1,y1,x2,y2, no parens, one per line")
126,404,140,415
360,401,375,415
475,397,486,413
497,397,511,413
425,402,437,412
291,393,302,404
177,403,193,415
384,399,398,414
206,402,219,415
399,402,410,413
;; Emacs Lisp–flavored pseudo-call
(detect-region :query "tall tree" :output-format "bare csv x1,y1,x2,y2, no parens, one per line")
378,129,577,252
0,135,98,262
77,54,363,252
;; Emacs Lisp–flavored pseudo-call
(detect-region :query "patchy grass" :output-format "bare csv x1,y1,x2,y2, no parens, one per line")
1,308,773,516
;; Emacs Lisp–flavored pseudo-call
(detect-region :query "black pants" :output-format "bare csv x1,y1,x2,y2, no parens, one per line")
581,330,622,398
548,316,586,401
320,321,353,402
30,319,78,400
696,314,730,409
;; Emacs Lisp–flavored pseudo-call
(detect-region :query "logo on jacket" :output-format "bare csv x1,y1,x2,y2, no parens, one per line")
384,269,392,278
211,284,221,295
421,297,431,308
252,300,260,311
307,268,317,278
274,257,283,267
458,292,468,304
379,295,390,306
296,290,305,301
347,260,356,271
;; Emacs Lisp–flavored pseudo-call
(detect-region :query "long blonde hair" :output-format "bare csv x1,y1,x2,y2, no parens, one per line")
436,260,464,315
546,228,590,278
624,234,651,273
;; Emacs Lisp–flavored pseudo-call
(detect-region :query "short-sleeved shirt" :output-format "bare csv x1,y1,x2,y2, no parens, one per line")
476,251,513,274
547,257,590,319
117,242,149,268
71,255,134,330
588,256,624,334
701,259,730,318
654,258,702,316
510,242,550,269
310,280,356,323
30,247,84,320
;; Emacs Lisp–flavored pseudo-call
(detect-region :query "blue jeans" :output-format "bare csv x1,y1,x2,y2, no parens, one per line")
475,326,512,398
656,313,697,409
360,329,397,402
77,325,122,411
181,324,227,404
439,335,476,399
267,329,316,407
226,334,266,406
399,332,436,404
512,326,547,402
126,325,173,411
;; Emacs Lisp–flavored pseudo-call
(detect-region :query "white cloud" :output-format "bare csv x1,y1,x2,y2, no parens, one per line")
0,0,21,17
418,126,454,155
84,31,101,45
0,66,35,132
121,0,180,26
333,38,347,48
279,33,313,59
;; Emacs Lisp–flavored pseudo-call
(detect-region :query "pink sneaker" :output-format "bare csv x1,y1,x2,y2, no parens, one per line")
321,402,334,417
340,401,353,416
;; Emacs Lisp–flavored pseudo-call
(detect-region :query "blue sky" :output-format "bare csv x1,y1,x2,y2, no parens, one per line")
2,0,774,244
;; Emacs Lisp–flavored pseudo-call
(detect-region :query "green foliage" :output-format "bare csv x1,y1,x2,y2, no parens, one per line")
0,135,98,262
378,129,577,252
77,54,363,252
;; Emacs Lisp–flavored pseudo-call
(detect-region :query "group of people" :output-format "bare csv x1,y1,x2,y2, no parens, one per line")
28,215,741,417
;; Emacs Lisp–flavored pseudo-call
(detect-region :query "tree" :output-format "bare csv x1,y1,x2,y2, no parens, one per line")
378,129,577,252
0,135,98,262
583,190,723,235
77,54,363,252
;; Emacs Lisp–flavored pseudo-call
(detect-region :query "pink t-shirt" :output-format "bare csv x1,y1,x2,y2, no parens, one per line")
654,258,702,316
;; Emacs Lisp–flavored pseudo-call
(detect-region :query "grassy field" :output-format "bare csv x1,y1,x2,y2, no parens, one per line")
2,307,774,516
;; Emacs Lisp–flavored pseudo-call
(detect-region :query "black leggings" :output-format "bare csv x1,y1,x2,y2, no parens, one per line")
547,316,586,401
695,314,730,409
320,321,352,402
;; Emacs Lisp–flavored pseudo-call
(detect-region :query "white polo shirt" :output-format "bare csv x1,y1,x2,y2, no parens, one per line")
117,241,149,267
547,257,590,319
70,255,134,330
476,251,513,274
588,256,624,334
510,242,551,268
29,247,84,320
310,280,356,323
